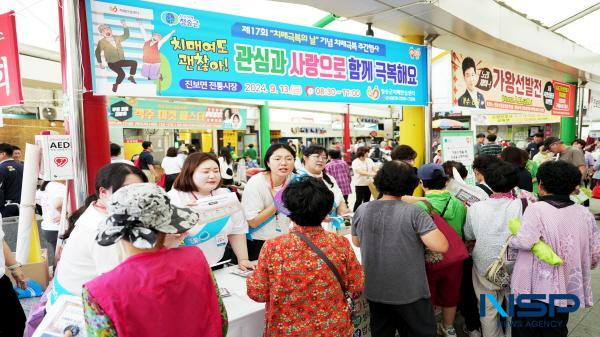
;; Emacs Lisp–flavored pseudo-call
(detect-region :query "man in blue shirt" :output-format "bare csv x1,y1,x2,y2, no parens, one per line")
0,144,24,217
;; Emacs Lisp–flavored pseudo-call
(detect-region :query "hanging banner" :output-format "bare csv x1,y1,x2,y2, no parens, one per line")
588,90,600,123
471,113,561,126
452,51,560,114
108,98,247,130
551,81,575,117
0,11,24,107
85,0,428,105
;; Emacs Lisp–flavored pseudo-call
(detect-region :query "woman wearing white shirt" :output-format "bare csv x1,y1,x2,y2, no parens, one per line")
36,180,66,262
48,163,147,311
242,143,295,260
168,152,252,270
218,147,235,185
352,146,376,211
161,147,182,191
300,145,350,229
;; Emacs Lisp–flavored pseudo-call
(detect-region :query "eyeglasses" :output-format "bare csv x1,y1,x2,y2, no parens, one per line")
309,154,328,161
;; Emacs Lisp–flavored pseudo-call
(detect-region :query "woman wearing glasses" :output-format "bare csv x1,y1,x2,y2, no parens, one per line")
300,145,350,229
242,144,296,260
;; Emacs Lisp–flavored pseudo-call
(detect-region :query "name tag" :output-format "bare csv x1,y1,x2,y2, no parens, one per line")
216,234,227,247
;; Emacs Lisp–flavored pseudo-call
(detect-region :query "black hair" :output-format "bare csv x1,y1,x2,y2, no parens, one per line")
248,144,254,148
487,134,497,142
572,139,586,148
142,141,152,149
12,145,21,151
283,177,333,227
302,145,334,187
222,108,233,120
166,147,178,157
0,143,14,156
220,147,233,164
421,170,448,190
374,161,419,197
537,161,581,196
328,149,342,160
462,56,476,75
264,143,296,172
62,163,148,240
500,146,527,168
533,132,544,139
110,143,121,157
476,133,486,139
472,155,501,176
391,144,417,161
442,161,468,179
483,161,519,193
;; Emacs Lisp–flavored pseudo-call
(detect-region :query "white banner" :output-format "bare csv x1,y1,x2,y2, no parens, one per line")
587,90,600,123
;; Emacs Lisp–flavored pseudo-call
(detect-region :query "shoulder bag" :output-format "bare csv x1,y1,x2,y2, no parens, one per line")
292,231,357,319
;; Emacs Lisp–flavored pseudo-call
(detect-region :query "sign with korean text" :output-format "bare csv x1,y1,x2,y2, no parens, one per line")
108,98,247,130
0,11,24,107
452,51,565,115
551,81,575,116
471,113,560,126
35,135,75,181
587,90,600,123
85,0,427,105
440,130,475,185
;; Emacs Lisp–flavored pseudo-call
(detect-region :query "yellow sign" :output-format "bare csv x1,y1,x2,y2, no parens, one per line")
475,113,560,125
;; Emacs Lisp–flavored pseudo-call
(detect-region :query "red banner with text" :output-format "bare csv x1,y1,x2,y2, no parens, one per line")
0,11,23,107
551,81,575,117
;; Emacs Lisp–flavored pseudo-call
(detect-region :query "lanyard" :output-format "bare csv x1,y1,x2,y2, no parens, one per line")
191,190,214,200
268,173,286,221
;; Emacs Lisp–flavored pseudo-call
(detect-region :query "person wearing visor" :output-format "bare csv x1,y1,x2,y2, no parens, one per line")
82,183,227,337
544,136,587,178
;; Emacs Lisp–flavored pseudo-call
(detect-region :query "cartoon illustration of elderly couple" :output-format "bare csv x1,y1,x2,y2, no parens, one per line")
95,19,175,93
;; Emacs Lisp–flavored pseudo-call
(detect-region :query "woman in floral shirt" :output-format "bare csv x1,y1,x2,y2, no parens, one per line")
247,177,364,337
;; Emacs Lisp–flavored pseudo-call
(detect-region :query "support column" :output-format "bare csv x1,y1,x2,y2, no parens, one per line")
344,104,351,161
59,0,110,207
259,102,270,166
560,80,578,143
399,35,425,168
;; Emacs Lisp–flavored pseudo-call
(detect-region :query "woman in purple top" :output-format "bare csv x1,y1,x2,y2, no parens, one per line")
509,161,600,337
325,149,352,205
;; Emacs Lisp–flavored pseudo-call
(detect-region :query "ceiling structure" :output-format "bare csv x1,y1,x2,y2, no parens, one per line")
3,0,600,83
275,0,600,83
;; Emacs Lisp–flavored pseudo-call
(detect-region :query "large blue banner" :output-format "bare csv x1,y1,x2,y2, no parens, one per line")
85,0,428,105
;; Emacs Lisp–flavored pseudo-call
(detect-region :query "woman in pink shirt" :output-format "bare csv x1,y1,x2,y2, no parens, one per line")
509,161,600,337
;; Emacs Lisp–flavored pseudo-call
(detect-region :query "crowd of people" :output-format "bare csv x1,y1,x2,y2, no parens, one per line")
1,133,600,337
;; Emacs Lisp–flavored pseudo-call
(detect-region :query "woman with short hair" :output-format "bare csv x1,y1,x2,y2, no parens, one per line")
352,161,448,337
161,147,182,191
247,177,363,336
509,161,600,337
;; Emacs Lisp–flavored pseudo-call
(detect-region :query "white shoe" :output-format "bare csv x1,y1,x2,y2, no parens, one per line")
437,323,457,337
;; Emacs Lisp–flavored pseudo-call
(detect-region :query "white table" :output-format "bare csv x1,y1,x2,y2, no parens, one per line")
214,266,265,337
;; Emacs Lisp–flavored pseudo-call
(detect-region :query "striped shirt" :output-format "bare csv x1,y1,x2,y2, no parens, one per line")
480,143,503,156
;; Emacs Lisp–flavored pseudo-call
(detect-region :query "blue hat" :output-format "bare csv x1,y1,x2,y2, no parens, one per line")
417,163,448,180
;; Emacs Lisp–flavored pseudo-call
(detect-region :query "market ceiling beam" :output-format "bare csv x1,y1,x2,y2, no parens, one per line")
549,2,600,32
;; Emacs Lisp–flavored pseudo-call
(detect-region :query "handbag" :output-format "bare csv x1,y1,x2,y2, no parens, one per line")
292,231,357,319
483,198,528,288
484,240,511,288
157,173,166,188
421,200,469,270
592,181,600,199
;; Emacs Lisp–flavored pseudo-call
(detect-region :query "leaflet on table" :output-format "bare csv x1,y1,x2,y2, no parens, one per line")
187,192,243,224
33,295,86,337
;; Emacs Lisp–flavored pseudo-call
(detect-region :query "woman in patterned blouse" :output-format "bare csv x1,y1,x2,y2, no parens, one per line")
247,177,364,336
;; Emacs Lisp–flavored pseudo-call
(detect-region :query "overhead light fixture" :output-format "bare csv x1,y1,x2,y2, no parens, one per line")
366,23,374,37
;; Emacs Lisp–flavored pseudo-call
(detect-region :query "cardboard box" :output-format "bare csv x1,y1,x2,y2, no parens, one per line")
7,249,50,290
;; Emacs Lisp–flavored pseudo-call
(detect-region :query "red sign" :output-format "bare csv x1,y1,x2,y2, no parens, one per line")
0,11,23,107
551,81,576,117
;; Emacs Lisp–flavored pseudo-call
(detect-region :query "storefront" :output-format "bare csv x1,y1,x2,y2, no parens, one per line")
107,98,258,161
